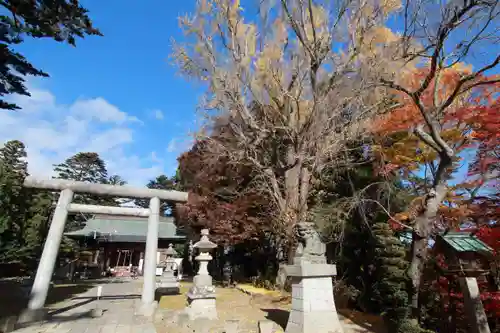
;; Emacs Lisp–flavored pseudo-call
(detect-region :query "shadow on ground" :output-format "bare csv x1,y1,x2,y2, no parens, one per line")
72,294,140,301
0,277,131,322
0,281,93,319
48,298,96,316
261,308,387,332
261,308,289,329
155,288,182,302
338,308,386,333
13,309,101,331
46,294,139,318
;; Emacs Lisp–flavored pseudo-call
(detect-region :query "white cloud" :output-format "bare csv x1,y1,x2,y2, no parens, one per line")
166,136,195,155
166,138,177,153
152,109,164,120
150,151,163,163
70,97,141,124
0,85,164,186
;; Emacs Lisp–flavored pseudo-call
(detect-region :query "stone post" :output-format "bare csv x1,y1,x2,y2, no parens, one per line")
284,222,343,333
140,196,160,316
93,249,100,264
188,240,194,264
20,189,74,323
187,239,195,275
459,277,491,333
186,229,218,320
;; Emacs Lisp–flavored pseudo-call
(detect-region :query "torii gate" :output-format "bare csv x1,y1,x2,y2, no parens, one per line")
19,176,188,322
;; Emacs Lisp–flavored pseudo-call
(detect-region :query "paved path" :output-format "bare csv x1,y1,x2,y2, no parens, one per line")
14,280,155,333
12,280,382,333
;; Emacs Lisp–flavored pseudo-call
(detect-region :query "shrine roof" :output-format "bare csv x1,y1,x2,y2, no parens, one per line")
439,231,493,254
65,214,186,242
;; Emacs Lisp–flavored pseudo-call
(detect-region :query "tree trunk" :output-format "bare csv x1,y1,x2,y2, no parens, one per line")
283,156,310,264
409,182,448,319
275,149,311,287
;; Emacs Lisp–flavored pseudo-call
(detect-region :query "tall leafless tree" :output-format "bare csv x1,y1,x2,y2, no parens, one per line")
171,0,398,259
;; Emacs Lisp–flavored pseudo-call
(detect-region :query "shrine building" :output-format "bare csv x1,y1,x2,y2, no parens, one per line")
65,214,186,277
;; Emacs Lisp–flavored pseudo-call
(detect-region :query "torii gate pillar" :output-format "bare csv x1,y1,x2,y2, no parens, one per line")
139,196,161,316
19,189,74,323
18,177,188,323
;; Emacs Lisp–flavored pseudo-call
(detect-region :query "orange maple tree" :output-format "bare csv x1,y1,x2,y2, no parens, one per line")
373,60,499,318
372,66,499,228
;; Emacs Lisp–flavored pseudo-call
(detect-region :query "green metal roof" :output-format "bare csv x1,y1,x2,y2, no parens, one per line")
440,231,493,254
65,215,185,243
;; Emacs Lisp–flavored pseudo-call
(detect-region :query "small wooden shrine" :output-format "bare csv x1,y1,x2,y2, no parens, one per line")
434,231,495,333
435,231,494,277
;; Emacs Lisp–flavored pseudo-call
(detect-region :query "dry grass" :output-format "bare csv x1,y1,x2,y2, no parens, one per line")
156,282,386,333
156,282,289,333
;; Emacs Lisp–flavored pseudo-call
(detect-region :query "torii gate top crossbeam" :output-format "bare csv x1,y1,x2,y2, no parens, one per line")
23,176,188,202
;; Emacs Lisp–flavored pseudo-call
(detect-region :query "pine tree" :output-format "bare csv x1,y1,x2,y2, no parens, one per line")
1,0,102,110
53,152,116,204
53,152,116,232
107,175,126,186
54,152,108,183
0,141,28,258
0,140,28,244
0,140,62,275
106,174,129,205
22,191,55,270
135,173,184,216
371,222,410,332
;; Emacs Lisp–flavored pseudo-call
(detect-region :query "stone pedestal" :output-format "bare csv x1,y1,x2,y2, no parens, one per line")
284,222,343,333
285,263,343,333
186,288,217,320
156,266,180,293
17,309,47,325
136,300,158,317
186,229,218,320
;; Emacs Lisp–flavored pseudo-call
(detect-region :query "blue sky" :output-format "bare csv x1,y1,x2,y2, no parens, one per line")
0,1,497,187
0,0,204,186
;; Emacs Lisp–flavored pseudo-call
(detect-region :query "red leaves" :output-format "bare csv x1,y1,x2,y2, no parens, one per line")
373,66,498,235
372,67,499,176
177,138,273,245
177,192,270,245
435,235,500,319
475,225,500,255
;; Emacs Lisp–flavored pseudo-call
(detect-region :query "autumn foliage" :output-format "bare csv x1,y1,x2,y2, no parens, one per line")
434,225,500,326
373,67,499,176
371,61,499,331
372,65,499,228
177,138,272,245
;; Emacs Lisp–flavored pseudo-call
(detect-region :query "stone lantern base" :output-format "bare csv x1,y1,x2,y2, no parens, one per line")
186,285,217,320
156,267,180,293
284,263,343,333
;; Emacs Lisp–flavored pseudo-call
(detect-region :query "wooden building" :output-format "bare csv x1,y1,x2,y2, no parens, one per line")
65,214,186,277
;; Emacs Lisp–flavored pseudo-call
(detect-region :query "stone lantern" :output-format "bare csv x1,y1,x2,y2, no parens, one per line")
186,229,218,320
164,243,178,270
157,244,179,293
